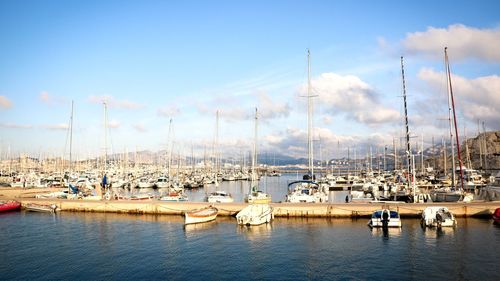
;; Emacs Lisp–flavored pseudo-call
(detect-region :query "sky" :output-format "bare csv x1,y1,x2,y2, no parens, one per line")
0,0,499,161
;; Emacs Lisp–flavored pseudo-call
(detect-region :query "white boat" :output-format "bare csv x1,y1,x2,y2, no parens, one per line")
137,177,155,189
421,206,456,227
207,191,234,203
184,205,218,224
246,190,272,204
155,176,170,189
368,209,402,228
236,204,273,226
286,180,328,203
25,203,59,213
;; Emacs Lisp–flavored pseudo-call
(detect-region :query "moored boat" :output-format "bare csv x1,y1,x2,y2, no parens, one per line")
184,205,218,225
236,204,273,226
0,201,21,212
368,209,402,228
24,203,59,213
421,206,456,227
207,191,234,203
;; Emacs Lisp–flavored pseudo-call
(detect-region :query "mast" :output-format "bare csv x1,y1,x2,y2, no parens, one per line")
103,101,108,174
401,56,412,189
251,108,258,192
307,49,314,178
445,47,464,190
69,100,74,175
305,49,318,179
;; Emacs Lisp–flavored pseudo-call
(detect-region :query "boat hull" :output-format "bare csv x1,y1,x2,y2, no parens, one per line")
236,204,273,226
24,203,58,213
0,201,21,212
184,206,218,225
493,208,500,225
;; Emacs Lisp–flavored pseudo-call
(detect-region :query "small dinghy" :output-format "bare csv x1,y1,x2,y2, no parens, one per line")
0,201,21,212
184,205,218,225
368,209,402,228
421,206,456,227
236,204,273,226
25,203,59,213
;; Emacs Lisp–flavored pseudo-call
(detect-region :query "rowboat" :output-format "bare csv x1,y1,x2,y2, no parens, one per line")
0,201,21,212
24,203,59,213
184,205,218,225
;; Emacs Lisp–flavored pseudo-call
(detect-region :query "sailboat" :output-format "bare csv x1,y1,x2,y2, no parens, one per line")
431,47,464,202
246,108,272,204
286,49,328,203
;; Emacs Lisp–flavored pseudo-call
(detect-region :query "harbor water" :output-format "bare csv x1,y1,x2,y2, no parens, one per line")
1,211,499,280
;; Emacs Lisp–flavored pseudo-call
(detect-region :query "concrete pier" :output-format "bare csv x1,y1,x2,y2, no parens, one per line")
12,198,500,218
2,187,499,218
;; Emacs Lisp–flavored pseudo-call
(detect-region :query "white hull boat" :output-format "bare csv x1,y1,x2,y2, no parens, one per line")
368,209,402,228
207,191,234,203
421,206,456,227
236,204,273,226
184,206,218,225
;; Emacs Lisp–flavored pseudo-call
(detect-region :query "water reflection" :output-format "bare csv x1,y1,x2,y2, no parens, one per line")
184,220,218,235
422,225,456,244
369,226,402,238
236,223,273,240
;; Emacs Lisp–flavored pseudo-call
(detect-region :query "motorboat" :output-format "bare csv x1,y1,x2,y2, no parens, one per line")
421,206,456,227
236,204,273,226
155,176,170,189
0,201,21,212
368,209,402,228
24,203,59,213
493,208,500,225
207,191,234,203
184,205,218,225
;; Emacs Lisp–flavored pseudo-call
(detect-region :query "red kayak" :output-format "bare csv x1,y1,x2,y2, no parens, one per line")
494,208,500,225
0,201,21,212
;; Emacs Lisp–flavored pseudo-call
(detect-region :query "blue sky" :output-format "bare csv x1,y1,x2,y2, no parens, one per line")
1,0,499,160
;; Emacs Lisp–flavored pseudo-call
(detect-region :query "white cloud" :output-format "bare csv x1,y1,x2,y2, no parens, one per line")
39,91,66,105
132,123,147,132
0,96,12,109
108,119,121,129
417,68,500,129
257,92,291,120
45,123,69,130
88,95,144,110
402,24,500,61
305,73,400,125
0,123,32,129
157,105,180,117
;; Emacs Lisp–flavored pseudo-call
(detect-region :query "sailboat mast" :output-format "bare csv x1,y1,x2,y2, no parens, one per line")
307,49,314,178
251,108,258,189
401,56,412,189
445,47,464,190
69,100,74,174
103,101,108,174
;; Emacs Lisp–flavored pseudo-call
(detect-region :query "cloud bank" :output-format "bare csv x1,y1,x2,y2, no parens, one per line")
306,73,400,126
402,24,500,61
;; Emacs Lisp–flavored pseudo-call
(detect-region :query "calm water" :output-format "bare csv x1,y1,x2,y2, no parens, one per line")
1,211,499,281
